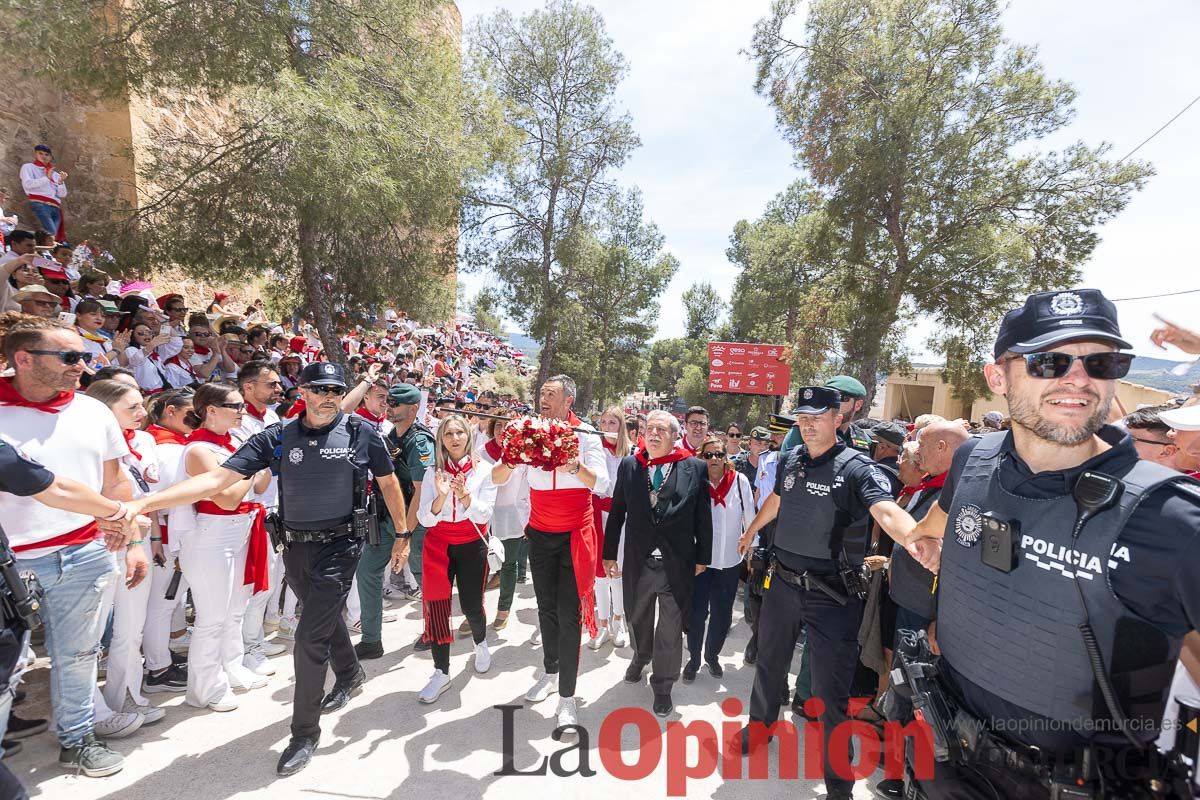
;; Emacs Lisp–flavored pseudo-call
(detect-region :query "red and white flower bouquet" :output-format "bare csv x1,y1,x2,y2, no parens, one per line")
499,417,579,471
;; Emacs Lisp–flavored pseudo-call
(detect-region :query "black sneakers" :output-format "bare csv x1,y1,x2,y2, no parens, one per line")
144,665,188,694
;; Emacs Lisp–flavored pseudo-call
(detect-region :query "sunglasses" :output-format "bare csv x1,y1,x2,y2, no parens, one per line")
218,402,246,411
385,397,410,407
726,433,742,439
166,306,187,312
1005,351,1133,380
306,385,346,396
26,349,94,365
701,452,726,460
1131,436,1173,448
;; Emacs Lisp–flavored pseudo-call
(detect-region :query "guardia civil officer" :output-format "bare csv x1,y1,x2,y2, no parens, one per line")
902,289,1200,799
119,362,410,777
781,375,874,454
734,386,921,800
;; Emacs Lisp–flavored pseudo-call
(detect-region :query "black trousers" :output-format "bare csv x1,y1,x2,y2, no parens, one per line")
282,535,363,739
628,558,685,696
749,575,863,796
916,758,1052,799
432,539,488,673
527,527,581,697
687,564,741,666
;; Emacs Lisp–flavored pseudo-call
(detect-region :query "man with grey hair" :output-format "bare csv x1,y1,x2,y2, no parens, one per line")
492,374,609,735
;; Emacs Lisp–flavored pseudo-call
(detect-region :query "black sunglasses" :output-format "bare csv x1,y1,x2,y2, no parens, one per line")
701,452,726,460
306,385,346,396
726,433,742,439
218,402,246,411
1005,351,1132,380
385,397,408,407
166,305,187,312
26,349,94,365
1131,436,1173,447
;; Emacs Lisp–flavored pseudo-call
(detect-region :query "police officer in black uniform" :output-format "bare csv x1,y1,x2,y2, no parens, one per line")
780,375,874,455
734,386,922,800
901,289,1200,799
125,363,410,777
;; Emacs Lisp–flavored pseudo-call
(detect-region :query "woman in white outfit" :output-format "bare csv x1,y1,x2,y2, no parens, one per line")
141,389,194,694
478,414,529,631
86,379,166,725
589,407,630,650
176,382,272,711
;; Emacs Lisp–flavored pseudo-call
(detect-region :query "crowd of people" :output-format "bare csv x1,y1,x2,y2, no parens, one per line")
3,173,1200,800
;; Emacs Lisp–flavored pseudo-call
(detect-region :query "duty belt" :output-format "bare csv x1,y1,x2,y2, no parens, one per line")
283,522,359,544
768,558,850,605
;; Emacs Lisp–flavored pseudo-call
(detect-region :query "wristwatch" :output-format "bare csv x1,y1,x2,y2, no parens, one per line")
395,529,412,540
568,461,581,475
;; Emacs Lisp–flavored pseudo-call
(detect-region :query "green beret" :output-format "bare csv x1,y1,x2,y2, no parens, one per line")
824,375,866,398
387,383,421,406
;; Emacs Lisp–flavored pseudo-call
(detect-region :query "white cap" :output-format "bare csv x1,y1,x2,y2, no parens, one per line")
1159,404,1200,432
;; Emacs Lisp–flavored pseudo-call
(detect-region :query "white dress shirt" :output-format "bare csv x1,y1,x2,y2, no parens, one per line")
709,472,755,569
417,456,497,528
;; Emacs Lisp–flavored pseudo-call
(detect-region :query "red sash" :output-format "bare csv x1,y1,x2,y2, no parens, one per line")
529,487,598,638
26,193,66,241
13,520,99,553
898,471,947,507
421,518,490,645
194,500,270,593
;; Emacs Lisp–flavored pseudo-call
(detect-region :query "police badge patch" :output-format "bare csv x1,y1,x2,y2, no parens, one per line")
954,504,983,547
1049,292,1084,317
782,473,796,491
289,447,304,465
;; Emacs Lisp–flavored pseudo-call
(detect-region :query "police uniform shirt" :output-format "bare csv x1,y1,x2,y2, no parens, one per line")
936,425,1200,750
387,423,434,504
222,411,396,529
754,450,779,511
772,442,895,573
0,442,54,498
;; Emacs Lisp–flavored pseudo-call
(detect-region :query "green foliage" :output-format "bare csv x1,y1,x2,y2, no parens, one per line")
747,0,1152,401
475,362,532,401
469,288,505,335
681,281,725,340
464,0,640,384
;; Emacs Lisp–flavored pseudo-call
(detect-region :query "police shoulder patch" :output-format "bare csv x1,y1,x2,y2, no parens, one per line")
954,503,983,547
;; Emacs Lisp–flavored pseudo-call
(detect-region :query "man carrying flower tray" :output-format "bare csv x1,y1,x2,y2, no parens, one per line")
491,374,609,737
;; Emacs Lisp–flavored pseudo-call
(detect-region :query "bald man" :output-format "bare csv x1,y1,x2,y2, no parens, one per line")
873,419,970,799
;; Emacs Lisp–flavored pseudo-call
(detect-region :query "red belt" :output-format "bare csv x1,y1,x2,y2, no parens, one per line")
195,500,270,593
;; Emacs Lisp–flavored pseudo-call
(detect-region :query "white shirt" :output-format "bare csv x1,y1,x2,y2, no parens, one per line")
150,429,189,553
121,430,160,499
598,447,626,565
515,421,610,496
20,162,68,203
754,450,780,510
416,456,497,528
0,394,125,556
709,472,755,569
232,406,280,510
125,346,164,391
479,444,530,540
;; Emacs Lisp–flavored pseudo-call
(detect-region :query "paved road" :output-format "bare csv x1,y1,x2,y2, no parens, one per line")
12,583,882,799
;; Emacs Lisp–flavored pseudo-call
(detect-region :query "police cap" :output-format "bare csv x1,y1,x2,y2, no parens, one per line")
299,361,347,388
387,383,421,406
993,288,1131,360
791,386,842,416
824,375,866,398
768,413,796,433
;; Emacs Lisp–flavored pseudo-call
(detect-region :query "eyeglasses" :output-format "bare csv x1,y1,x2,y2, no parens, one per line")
686,420,707,428
28,300,58,309
218,402,246,411
306,385,347,396
1131,436,1173,447
25,349,94,365
1003,351,1133,380
191,331,213,338
701,452,726,460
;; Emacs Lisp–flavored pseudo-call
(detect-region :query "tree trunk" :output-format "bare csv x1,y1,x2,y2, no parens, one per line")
577,371,596,416
536,327,558,387
737,394,753,427
298,216,343,367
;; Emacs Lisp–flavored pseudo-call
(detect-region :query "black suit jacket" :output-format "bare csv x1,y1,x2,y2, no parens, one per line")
604,454,713,620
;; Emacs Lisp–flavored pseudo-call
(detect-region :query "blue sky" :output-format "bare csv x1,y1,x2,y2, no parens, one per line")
457,0,1200,362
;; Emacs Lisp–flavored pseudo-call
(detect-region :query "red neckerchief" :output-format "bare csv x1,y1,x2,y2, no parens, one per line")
193,345,211,356
444,456,473,477
709,469,736,506
355,407,384,424
567,411,583,426
602,437,617,454
1189,471,1200,480
123,428,143,460
245,403,267,421
165,354,196,376
148,424,188,446
285,399,306,419
898,471,947,506
59,295,70,311
484,439,502,462
679,437,700,456
0,376,74,414
187,428,235,453
34,157,53,176
635,446,692,468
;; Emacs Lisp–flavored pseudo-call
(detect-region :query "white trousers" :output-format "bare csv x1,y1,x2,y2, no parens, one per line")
241,546,283,650
143,558,189,672
345,574,361,623
595,575,625,621
102,539,153,709
179,513,254,707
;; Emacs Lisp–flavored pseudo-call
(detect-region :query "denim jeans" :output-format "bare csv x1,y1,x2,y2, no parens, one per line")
29,201,61,239
18,539,116,747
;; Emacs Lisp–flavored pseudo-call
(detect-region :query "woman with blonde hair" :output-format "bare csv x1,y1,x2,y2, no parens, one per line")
589,406,631,650
415,414,497,703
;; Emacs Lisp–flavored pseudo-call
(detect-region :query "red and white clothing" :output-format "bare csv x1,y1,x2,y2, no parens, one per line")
0,387,124,557
479,440,529,540
678,436,703,457
232,404,284,655
78,328,112,364
125,346,165,391
708,470,755,569
593,440,628,623
232,404,280,510
143,424,191,673
162,354,197,388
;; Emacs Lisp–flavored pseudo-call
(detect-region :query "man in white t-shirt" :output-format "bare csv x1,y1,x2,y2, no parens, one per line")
0,318,147,777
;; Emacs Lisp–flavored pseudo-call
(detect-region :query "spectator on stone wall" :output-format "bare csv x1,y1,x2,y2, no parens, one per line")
19,144,69,242
0,187,18,243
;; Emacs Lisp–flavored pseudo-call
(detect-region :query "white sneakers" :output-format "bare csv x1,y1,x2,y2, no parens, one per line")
418,669,451,704
243,650,276,677
276,616,300,640
611,618,629,649
474,641,492,674
207,689,239,713
587,626,609,651
524,670,557,703
228,665,269,691
260,640,288,657
93,711,143,739
556,697,579,735
123,702,165,725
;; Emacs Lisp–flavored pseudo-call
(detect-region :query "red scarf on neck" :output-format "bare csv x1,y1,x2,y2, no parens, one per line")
192,345,211,356
187,428,234,452
123,429,142,461
284,399,306,419
709,469,736,506
484,438,503,462
602,437,617,455
679,437,699,456
355,407,384,424
147,424,188,447
898,471,947,506
244,403,267,421
165,354,195,376
0,376,74,414
635,446,692,469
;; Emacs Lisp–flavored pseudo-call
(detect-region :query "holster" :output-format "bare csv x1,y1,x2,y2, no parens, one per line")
265,512,288,552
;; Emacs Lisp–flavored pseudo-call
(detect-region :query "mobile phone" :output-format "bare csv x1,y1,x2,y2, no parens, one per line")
32,255,54,269
57,312,76,325
980,513,1018,572
33,245,55,251
160,324,172,336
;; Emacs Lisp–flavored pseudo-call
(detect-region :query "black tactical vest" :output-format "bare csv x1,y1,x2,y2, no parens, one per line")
774,445,872,566
888,486,941,619
938,433,1185,738
278,413,361,529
